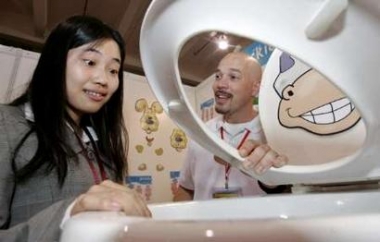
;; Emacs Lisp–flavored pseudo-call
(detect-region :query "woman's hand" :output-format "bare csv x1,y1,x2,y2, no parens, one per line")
239,140,288,175
71,180,151,217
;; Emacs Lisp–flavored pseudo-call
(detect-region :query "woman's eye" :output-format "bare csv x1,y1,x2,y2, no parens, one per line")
215,73,221,80
110,69,119,75
83,59,95,66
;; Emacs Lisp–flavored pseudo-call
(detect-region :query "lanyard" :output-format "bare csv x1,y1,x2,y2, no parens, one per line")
220,127,251,190
74,128,107,184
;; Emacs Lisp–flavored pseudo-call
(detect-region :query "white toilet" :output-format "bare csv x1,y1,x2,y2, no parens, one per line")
60,0,380,241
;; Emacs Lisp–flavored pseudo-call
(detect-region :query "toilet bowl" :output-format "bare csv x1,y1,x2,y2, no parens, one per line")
60,191,380,241
60,0,380,241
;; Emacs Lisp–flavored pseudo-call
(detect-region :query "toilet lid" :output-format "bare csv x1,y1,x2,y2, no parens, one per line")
140,0,380,185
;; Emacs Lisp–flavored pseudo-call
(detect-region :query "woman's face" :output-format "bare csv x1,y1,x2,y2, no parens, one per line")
65,39,121,124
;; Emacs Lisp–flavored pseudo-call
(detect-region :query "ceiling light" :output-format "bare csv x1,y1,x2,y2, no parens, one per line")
217,34,229,50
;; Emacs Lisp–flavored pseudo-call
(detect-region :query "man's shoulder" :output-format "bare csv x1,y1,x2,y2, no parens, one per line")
247,114,263,130
247,115,267,142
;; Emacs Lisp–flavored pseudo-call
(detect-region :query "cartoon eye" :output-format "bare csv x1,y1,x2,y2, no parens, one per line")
282,85,294,100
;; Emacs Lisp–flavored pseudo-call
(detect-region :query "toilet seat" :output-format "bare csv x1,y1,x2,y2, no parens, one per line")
140,0,380,185
59,1,380,241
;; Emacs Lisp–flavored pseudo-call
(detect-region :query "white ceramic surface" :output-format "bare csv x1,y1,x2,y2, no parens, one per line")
60,191,380,242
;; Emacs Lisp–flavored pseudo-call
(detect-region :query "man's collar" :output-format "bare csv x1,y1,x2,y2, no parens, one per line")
215,115,262,136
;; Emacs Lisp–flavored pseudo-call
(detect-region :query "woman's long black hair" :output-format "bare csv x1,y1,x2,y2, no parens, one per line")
11,15,128,186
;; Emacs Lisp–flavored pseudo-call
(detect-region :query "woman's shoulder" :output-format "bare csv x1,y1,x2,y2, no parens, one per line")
0,104,32,154
0,104,29,132
0,103,25,121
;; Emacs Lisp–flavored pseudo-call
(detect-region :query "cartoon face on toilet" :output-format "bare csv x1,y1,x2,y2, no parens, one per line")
273,51,361,135
259,49,366,165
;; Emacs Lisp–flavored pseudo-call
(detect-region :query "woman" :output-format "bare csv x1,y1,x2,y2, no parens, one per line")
0,15,150,241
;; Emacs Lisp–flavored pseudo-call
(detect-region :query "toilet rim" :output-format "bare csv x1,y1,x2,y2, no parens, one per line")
140,0,380,185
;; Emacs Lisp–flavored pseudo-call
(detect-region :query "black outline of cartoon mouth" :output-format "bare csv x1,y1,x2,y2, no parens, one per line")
299,97,355,124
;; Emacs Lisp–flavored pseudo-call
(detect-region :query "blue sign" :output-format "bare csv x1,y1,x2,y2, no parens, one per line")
242,41,275,66
126,175,152,185
170,171,180,179
200,98,214,109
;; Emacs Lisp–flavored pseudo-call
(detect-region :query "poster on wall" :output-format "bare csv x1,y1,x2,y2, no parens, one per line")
169,171,180,196
124,73,194,203
126,175,153,202
200,98,215,122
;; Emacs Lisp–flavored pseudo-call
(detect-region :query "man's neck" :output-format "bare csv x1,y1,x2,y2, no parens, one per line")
223,108,258,124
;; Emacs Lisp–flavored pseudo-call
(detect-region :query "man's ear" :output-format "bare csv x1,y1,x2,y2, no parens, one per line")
252,81,261,97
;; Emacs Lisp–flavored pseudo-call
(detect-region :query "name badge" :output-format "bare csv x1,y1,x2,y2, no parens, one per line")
212,187,242,199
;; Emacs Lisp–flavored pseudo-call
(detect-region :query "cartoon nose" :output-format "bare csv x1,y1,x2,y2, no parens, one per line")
146,117,155,125
175,136,183,142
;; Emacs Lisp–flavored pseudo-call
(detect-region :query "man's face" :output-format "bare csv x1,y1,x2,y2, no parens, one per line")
212,54,257,121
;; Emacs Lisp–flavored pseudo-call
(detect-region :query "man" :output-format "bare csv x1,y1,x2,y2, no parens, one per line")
174,52,288,201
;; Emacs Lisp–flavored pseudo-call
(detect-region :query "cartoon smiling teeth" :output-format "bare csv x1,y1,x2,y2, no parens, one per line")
274,52,361,135
301,97,355,124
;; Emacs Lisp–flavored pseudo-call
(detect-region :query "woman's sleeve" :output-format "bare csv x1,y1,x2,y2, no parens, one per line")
0,107,16,229
0,108,76,241
0,199,75,241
